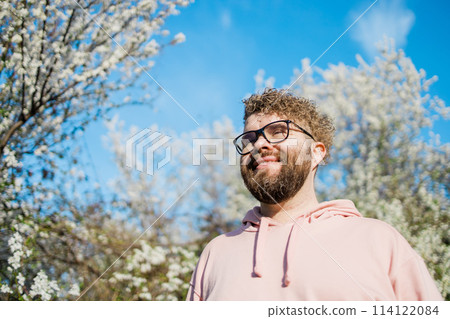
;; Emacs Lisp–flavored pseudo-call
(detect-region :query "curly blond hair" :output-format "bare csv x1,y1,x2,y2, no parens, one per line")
243,88,335,163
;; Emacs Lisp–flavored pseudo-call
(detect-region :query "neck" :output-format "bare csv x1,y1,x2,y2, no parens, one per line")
259,177,319,223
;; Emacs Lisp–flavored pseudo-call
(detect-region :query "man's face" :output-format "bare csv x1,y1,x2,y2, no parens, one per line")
240,113,313,204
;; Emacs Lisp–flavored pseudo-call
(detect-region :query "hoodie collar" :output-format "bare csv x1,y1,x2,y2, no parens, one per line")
242,200,362,287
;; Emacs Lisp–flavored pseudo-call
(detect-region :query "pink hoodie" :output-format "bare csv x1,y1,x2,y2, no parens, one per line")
186,200,442,301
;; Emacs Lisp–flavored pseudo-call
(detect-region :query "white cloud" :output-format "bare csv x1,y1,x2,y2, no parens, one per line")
220,10,232,30
350,0,415,57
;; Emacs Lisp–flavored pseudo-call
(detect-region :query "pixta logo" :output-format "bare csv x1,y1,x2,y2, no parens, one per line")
126,129,171,175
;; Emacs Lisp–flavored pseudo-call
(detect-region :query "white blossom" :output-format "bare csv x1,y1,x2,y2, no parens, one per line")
68,284,80,297
0,285,13,294
139,292,152,300
7,233,24,270
171,32,186,44
29,270,60,301
17,273,25,287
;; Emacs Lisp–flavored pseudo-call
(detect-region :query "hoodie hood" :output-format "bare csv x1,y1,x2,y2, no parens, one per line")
242,199,361,228
241,200,362,286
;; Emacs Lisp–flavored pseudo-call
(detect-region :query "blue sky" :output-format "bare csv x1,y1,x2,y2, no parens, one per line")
83,0,450,186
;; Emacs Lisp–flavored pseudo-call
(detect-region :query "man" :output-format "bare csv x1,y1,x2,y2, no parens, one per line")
186,88,442,301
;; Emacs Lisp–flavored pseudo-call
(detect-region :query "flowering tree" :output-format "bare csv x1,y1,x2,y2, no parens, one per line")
0,0,192,300
0,0,190,157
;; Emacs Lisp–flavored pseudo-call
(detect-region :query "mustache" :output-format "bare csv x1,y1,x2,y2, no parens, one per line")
243,151,281,168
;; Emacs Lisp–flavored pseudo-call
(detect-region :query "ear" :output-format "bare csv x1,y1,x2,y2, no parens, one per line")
311,142,326,170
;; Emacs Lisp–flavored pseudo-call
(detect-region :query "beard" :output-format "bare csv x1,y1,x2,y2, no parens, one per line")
240,147,312,204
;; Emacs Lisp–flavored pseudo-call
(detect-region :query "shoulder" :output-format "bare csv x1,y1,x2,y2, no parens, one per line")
359,217,409,242
347,217,418,261
355,217,411,241
340,216,406,237
199,226,247,255
326,216,414,250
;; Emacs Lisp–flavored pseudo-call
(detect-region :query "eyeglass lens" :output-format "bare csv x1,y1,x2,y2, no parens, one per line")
237,121,289,154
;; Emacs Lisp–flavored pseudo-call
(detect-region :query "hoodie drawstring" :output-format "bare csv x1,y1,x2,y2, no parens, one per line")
283,223,298,287
253,217,268,277
253,217,300,287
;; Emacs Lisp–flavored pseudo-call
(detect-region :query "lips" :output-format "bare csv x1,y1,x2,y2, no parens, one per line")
254,155,280,170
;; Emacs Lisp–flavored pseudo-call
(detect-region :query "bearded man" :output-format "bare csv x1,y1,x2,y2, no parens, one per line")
186,88,442,301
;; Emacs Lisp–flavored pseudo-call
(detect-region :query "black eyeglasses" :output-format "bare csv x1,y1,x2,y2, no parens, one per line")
233,120,315,155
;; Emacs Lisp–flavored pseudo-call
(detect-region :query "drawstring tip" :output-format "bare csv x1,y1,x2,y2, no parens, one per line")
253,265,262,277
283,276,290,287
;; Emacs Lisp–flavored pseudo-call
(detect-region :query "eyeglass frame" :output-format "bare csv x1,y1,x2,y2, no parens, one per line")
233,119,315,155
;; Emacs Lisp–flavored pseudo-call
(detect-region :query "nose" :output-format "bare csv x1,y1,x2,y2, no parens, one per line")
252,133,273,152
